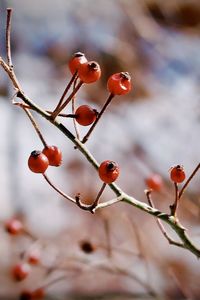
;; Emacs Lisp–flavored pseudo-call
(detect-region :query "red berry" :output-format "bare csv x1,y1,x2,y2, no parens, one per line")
145,174,163,191
32,288,45,299
98,160,119,184
75,105,97,126
27,249,40,265
107,72,131,95
78,61,101,83
12,263,31,281
68,52,87,75
42,146,62,167
170,165,186,183
5,218,23,235
28,151,49,173
19,290,32,300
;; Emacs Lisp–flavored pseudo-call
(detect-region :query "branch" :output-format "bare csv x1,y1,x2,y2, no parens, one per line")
0,9,200,259
6,8,13,67
145,190,184,248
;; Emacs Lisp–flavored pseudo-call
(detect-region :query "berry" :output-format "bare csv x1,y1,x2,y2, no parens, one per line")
75,105,97,126
107,72,131,95
145,174,163,191
68,52,87,75
19,290,32,300
78,61,101,83
170,165,186,183
42,146,62,167
28,151,49,173
12,263,31,281
98,160,119,184
32,288,45,299
5,218,23,235
80,240,95,254
27,249,40,265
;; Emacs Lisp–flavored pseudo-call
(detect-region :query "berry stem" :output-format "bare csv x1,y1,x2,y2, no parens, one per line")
42,173,76,204
6,8,13,67
51,80,83,120
22,107,48,148
179,163,200,199
52,71,78,115
75,182,106,213
57,113,77,118
72,77,80,139
82,93,114,144
170,182,179,217
146,190,184,247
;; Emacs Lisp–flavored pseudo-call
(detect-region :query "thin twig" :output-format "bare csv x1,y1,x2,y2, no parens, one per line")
6,8,13,67
22,107,48,148
81,93,114,144
75,182,107,213
145,190,184,248
51,80,83,119
179,163,200,199
72,76,80,139
52,71,78,114
170,182,179,217
43,173,76,204
103,217,112,258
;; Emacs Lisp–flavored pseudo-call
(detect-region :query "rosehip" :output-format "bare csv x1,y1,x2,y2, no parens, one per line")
28,151,49,173
145,174,163,191
170,165,186,183
27,249,40,265
98,160,119,184
75,105,97,126
68,52,87,75
12,263,31,281
107,72,131,95
5,218,23,235
78,61,101,83
42,146,62,167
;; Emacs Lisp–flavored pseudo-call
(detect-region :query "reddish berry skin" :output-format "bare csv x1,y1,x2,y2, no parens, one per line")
42,146,62,167
12,263,31,281
75,105,97,126
27,249,40,265
78,61,101,83
68,52,87,75
107,72,131,95
19,290,32,300
98,160,119,184
32,288,45,299
145,174,163,191
5,218,23,235
170,165,186,183
28,151,49,173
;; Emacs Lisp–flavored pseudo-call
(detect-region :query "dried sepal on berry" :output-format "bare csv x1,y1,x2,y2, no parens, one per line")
107,72,131,95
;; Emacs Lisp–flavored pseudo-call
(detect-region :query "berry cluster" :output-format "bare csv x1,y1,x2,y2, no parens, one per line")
26,52,132,210
28,146,62,174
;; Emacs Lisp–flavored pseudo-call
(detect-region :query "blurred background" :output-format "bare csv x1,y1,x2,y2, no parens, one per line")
0,0,200,299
